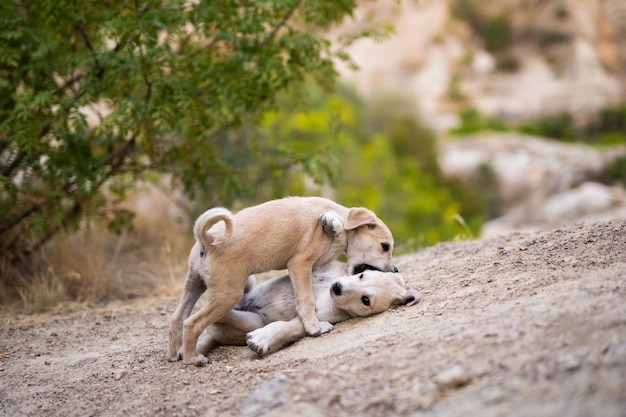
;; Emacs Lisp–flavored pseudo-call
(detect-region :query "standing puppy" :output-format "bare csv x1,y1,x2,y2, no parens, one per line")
168,196,398,366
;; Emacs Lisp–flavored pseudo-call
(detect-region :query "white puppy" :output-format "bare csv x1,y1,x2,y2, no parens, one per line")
196,261,421,355
168,197,399,366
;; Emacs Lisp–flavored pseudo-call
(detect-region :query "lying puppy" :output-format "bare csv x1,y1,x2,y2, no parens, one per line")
196,261,421,355
168,197,398,366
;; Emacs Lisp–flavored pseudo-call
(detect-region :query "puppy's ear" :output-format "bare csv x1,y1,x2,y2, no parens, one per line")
345,207,377,230
396,289,421,306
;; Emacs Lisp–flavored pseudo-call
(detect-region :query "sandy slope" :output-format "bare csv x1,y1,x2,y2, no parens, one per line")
1,220,625,417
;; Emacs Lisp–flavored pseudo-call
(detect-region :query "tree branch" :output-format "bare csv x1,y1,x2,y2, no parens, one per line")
27,201,83,256
26,136,137,257
1,149,25,177
3,132,139,261
260,0,303,47
0,206,38,234
0,130,9,153
1,135,136,237
96,137,136,170
74,14,104,78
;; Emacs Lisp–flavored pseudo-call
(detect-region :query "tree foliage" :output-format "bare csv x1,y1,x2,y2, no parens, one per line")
0,0,360,262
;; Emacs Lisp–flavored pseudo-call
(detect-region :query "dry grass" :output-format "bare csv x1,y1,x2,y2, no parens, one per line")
0,185,192,313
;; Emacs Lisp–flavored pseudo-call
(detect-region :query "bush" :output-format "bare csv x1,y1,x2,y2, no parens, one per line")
450,104,626,146
0,0,363,264
449,108,509,135
603,157,626,186
451,0,513,52
496,55,520,73
257,85,490,252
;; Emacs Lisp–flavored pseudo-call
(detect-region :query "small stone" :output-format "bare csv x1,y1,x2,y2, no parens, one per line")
327,393,341,406
557,355,581,373
481,385,504,404
434,365,471,389
610,341,626,363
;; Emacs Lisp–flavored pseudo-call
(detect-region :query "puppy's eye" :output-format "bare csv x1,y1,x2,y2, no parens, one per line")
361,296,370,306
381,243,390,252
359,273,364,279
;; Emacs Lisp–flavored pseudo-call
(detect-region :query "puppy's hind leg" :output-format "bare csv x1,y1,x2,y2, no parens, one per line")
167,270,206,362
182,276,246,367
197,310,265,355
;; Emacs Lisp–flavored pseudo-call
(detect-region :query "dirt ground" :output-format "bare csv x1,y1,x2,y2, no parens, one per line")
1,220,625,417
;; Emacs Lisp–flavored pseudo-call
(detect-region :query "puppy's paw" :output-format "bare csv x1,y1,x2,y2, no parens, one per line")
166,350,182,362
166,342,183,362
305,321,333,337
183,354,208,367
319,212,344,237
246,330,274,355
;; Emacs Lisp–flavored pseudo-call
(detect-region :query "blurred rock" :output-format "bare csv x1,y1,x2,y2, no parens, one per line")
482,182,626,237
472,50,495,75
440,133,624,205
464,38,623,120
241,375,326,417
439,133,626,236
331,0,625,130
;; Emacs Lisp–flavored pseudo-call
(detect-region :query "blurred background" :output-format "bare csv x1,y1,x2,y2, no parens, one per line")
1,0,624,311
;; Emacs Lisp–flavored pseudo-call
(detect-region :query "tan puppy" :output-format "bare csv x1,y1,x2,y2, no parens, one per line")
168,196,398,366
196,261,421,355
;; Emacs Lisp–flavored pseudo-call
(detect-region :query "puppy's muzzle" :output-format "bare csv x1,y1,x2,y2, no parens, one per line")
352,264,399,274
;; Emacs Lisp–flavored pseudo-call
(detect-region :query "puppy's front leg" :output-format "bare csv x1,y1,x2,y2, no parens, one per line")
287,261,333,336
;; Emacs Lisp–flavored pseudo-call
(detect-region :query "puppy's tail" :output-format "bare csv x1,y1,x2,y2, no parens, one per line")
193,207,234,249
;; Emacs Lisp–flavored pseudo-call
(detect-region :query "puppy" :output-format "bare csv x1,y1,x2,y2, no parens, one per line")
196,261,421,355
168,196,398,366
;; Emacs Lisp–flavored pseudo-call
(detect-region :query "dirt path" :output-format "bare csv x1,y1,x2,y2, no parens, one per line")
1,220,625,417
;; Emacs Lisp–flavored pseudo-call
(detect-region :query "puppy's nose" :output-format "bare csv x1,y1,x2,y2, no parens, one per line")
393,266,399,273
331,282,343,296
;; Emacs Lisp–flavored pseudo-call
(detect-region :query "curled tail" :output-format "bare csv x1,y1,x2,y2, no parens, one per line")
193,207,234,249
